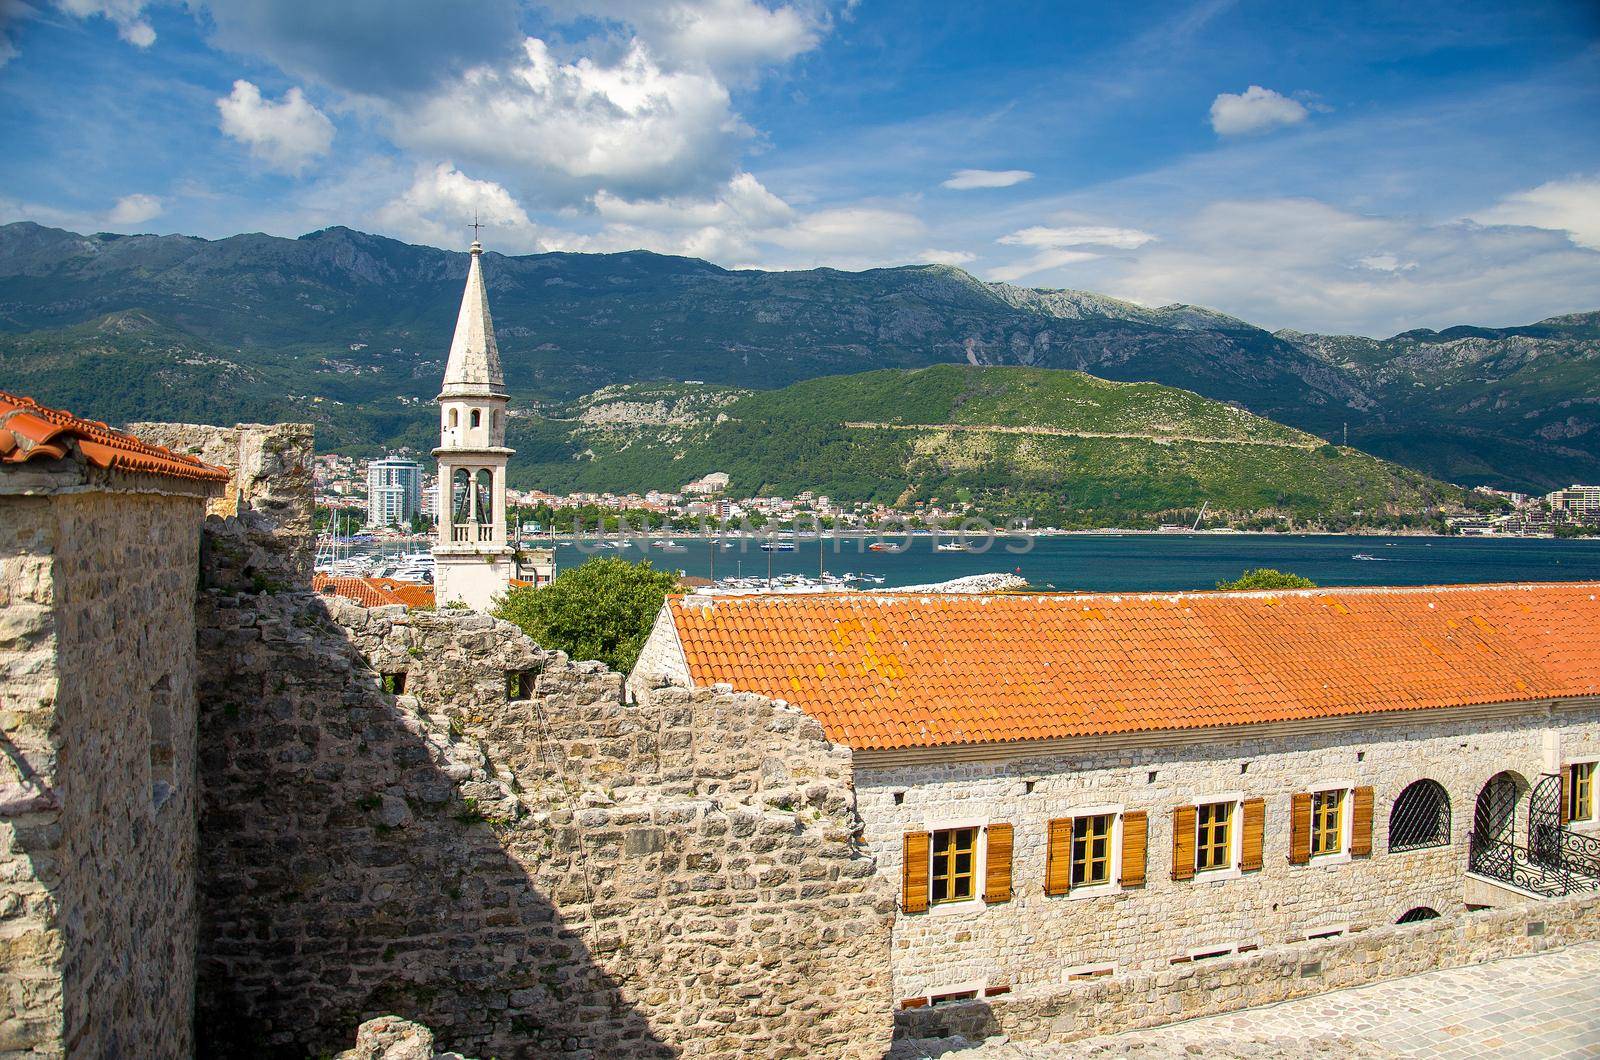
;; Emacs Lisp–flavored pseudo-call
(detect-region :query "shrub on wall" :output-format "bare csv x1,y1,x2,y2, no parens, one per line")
494,557,678,671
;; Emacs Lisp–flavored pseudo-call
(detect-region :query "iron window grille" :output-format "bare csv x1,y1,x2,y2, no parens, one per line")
1389,779,1451,852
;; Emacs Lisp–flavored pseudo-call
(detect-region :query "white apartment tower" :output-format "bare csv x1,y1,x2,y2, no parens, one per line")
432,238,515,609
365,457,422,528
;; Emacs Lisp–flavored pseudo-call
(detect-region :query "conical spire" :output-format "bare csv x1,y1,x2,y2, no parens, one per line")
439,241,506,399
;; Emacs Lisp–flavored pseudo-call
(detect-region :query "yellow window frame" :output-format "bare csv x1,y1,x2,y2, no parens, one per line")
1311,789,1345,857
930,827,977,904
1196,801,1234,871
1070,814,1113,887
1571,762,1596,822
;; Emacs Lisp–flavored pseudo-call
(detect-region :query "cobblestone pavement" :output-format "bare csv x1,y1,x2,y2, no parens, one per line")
891,941,1600,1059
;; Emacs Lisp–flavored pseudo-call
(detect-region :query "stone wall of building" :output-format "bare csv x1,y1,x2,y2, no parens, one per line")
857,701,1600,1005
896,889,1600,1044
128,421,315,592
0,488,206,1058
195,589,895,1058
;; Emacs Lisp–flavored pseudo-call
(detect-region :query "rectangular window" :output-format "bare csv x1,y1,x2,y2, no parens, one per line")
507,670,533,701
381,672,407,695
1570,762,1596,822
1070,814,1113,887
1196,801,1234,871
1311,789,1345,857
930,827,977,904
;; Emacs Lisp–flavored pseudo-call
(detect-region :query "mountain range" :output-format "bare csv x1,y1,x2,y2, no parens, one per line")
1,221,1595,493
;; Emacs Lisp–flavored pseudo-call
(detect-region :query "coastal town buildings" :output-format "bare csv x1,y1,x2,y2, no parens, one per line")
1547,484,1600,522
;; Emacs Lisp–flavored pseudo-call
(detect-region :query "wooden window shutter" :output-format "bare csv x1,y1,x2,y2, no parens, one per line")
1561,768,1572,824
1351,786,1375,856
1240,798,1266,872
984,823,1014,904
1289,793,1313,865
1119,811,1148,887
1170,805,1197,881
902,832,930,913
1045,818,1073,896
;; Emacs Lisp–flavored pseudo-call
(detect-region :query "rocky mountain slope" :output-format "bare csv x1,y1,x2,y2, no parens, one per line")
1,221,1593,490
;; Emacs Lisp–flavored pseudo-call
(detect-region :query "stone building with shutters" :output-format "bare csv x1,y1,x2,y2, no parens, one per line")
632,584,1600,1011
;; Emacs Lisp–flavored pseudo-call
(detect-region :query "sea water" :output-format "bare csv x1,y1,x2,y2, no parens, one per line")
555,534,1600,592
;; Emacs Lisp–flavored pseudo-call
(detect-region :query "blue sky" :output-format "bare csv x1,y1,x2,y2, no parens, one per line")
2,0,1598,335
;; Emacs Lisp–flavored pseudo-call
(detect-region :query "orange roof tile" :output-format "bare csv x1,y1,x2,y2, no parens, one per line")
314,573,435,609
665,582,1600,750
0,390,231,484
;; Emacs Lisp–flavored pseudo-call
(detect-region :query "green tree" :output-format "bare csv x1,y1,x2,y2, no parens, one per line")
1216,568,1317,591
493,557,679,672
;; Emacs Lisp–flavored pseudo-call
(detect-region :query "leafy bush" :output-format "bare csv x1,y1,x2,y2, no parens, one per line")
493,557,679,672
1216,568,1317,591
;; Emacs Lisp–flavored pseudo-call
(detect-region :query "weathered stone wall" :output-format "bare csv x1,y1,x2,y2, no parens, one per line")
128,421,315,591
895,889,1600,1044
859,702,1600,1003
0,489,205,1058
196,589,894,1058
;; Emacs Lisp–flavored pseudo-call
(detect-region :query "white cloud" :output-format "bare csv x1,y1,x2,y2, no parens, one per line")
373,163,542,253
942,168,1034,190
395,38,745,205
195,0,524,96
987,223,1156,282
998,225,1156,250
535,171,931,271
920,248,976,266
1208,85,1309,136
1109,197,1600,335
1356,253,1415,273
107,192,161,225
1470,175,1600,251
561,0,827,79
54,0,154,47
216,80,334,175
988,249,1102,283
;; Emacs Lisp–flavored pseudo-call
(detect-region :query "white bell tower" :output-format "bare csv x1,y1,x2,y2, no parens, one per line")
432,235,515,610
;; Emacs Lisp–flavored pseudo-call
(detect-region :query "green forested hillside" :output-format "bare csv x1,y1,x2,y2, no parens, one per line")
508,366,1461,529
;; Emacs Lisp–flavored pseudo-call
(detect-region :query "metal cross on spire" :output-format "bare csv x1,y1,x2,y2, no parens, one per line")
468,212,484,242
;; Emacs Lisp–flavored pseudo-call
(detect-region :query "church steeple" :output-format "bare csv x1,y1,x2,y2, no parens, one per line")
431,237,515,611
439,240,507,399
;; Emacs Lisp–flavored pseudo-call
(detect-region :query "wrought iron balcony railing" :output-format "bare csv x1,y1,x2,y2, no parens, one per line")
1469,831,1600,898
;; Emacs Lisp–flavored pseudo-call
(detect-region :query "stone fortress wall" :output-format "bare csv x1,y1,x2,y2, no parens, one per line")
154,423,895,1058
862,705,1600,1003
1,483,211,1057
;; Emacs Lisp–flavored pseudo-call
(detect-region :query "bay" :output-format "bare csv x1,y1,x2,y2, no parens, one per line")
552,533,1600,593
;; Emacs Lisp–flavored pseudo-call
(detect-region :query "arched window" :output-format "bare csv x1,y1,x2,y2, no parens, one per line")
474,469,494,525
1389,780,1451,852
471,409,482,428
448,408,458,428
451,468,471,523
493,409,501,432
1397,907,1440,925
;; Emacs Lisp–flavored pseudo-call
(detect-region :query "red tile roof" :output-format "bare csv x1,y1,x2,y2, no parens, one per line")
314,574,436,608
0,390,231,484
665,582,1600,750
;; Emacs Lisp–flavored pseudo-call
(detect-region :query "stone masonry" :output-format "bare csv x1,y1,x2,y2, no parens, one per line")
148,421,897,1058
128,421,315,593
1,480,216,1057
862,704,1600,1008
